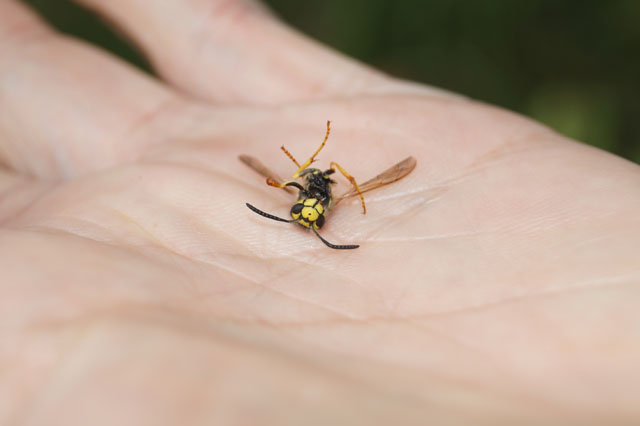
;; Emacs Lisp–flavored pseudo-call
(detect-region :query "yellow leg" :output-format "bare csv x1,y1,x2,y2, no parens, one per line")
266,174,300,187
270,121,332,189
279,145,301,168
266,145,299,189
266,177,285,188
292,120,331,178
330,161,366,214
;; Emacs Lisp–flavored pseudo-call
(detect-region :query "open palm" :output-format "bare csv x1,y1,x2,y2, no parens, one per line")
2,1,639,424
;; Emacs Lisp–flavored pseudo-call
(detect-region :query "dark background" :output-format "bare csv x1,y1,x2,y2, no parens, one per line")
25,0,640,164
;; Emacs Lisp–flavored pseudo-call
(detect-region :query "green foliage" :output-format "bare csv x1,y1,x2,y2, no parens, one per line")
23,0,640,163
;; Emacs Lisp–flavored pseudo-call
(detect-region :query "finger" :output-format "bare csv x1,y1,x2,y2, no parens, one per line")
76,0,403,104
0,168,21,202
0,166,51,224
0,1,184,178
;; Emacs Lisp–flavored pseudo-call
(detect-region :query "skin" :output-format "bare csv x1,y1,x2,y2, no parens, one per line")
1,1,639,424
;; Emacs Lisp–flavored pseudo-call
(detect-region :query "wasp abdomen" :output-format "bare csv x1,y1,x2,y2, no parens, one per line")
290,198,326,230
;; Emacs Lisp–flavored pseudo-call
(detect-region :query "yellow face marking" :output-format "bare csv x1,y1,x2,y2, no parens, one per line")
301,206,319,222
304,198,318,207
297,219,311,228
315,204,324,215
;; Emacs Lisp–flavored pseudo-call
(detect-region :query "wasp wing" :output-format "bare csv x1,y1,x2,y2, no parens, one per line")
335,156,417,205
238,154,295,194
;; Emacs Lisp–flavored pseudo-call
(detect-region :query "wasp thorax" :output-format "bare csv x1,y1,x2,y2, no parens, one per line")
290,197,326,230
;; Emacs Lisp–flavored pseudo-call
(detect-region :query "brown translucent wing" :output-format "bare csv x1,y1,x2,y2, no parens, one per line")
238,154,295,194
334,156,417,205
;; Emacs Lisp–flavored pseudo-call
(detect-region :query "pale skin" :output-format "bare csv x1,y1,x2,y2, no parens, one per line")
1,1,639,425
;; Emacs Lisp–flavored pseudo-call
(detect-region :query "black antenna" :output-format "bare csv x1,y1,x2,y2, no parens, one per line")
246,203,359,250
246,203,297,223
312,227,359,250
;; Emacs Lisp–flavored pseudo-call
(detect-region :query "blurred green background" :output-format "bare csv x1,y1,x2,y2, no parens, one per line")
25,0,640,163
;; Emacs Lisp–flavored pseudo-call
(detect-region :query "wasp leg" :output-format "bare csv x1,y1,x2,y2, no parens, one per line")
279,145,301,168
266,179,306,193
266,177,287,188
289,120,331,178
269,121,331,187
330,161,366,214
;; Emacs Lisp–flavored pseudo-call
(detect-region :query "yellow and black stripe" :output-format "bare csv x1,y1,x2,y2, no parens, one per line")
290,198,326,230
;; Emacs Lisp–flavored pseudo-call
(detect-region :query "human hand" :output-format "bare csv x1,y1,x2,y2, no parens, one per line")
1,1,639,424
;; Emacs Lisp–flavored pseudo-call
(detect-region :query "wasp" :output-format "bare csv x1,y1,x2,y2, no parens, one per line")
240,121,416,249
